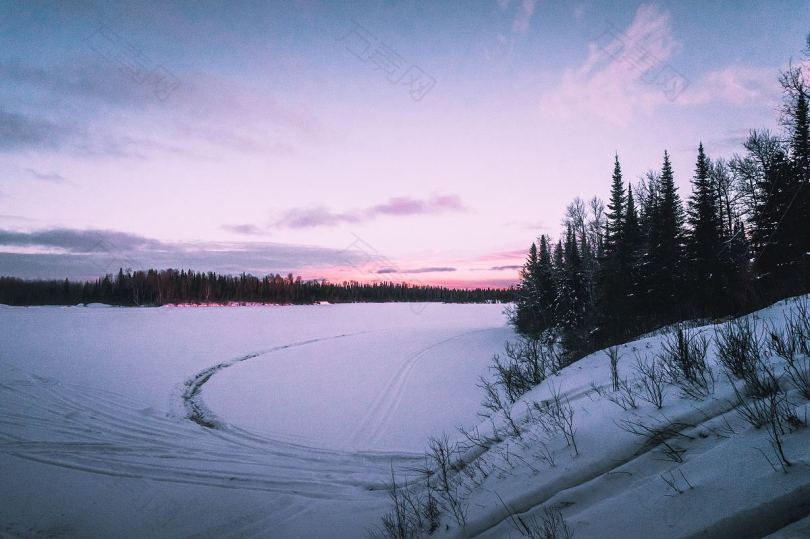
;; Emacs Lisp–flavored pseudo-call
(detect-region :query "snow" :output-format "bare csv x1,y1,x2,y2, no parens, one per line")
430,295,810,539
0,303,510,538
2,298,810,538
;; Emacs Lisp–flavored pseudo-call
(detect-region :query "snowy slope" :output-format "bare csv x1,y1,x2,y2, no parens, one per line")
416,295,810,539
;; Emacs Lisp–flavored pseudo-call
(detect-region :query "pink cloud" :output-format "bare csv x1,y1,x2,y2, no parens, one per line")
679,66,778,106
370,194,465,216
539,3,781,125
539,3,680,125
274,195,466,229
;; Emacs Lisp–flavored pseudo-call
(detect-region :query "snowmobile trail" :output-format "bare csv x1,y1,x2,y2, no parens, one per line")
350,327,503,448
0,356,421,502
181,330,377,430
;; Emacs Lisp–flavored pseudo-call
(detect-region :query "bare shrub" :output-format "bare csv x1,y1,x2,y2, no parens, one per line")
590,378,637,411
606,346,621,391
425,434,467,528
480,336,563,417
498,494,575,539
730,379,806,471
633,356,667,409
616,417,694,463
716,318,766,379
478,375,507,417
531,384,578,455
659,327,714,400
716,318,779,398
769,300,810,399
370,466,421,539
660,469,693,495
457,424,497,452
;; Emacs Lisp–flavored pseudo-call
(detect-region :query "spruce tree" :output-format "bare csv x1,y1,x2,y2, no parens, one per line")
686,143,729,314
790,87,810,182
604,154,626,256
514,242,543,335
621,185,642,328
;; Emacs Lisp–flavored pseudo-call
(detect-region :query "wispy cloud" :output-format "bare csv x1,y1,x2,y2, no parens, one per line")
0,56,324,160
274,194,466,229
512,0,537,33
678,65,778,106
377,266,456,274
0,109,76,151
496,0,537,33
0,228,368,280
540,4,779,125
539,3,681,125
24,168,67,183
221,224,265,236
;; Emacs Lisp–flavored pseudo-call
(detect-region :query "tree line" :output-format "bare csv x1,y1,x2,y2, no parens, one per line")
513,39,810,359
0,269,513,306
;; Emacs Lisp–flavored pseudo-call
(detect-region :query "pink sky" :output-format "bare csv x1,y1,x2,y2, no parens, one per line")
0,1,805,286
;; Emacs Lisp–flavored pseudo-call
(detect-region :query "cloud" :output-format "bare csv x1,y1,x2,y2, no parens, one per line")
376,266,456,274
488,264,522,271
0,109,76,151
0,228,164,253
0,60,156,108
221,224,265,235
496,0,537,33
24,168,67,183
276,207,363,229
678,66,778,106
512,0,537,33
540,4,780,125
473,248,527,262
274,195,466,229
0,56,323,159
539,3,681,125
0,228,367,279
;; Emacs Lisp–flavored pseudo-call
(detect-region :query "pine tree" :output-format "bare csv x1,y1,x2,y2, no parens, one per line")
623,185,641,253
751,148,801,297
537,235,556,330
514,242,543,335
790,85,810,182
788,84,810,292
620,185,642,328
686,143,730,314
596,155,637,343
558,226,587,356
604,154,626,256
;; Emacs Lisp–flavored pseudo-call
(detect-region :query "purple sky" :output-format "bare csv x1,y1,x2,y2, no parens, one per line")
1,1,807,287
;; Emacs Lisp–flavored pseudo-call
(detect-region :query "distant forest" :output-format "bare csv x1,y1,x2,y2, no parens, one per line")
513,37,810,359
0,269,513,306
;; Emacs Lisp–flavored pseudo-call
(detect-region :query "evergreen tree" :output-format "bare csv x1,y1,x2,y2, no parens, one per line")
558,226,587,356
686,143,732,314
751,148,801,297
537,235,557,330
790,80,810,182
604,154,626,255
620,185,642,327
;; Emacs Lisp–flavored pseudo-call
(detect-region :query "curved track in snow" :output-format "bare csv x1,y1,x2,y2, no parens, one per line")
180,331,376,430
1,327,496,504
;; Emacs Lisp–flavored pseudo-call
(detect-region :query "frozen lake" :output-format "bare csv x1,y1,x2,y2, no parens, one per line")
0,303,512,538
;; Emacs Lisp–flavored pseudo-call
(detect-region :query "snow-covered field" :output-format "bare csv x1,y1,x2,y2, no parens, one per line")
0,303,511,538
3,298,810,539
